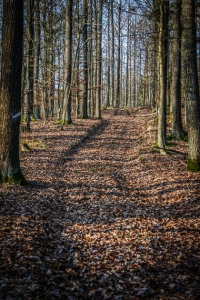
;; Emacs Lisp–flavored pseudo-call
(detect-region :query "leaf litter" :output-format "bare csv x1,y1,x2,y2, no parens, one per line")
0,108,200,299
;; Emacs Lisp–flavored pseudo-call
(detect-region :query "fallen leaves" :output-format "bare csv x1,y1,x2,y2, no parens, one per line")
0,108,200,299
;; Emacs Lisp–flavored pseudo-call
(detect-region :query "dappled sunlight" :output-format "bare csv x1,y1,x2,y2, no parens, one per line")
0,109,200,299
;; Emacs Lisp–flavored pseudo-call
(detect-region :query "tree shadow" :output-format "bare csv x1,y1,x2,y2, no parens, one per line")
1,108,200,299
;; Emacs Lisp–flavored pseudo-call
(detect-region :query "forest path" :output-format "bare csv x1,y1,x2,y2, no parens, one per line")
0,108,200,299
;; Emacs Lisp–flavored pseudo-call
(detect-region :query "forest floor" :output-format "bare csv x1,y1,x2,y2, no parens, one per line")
0,108,200,300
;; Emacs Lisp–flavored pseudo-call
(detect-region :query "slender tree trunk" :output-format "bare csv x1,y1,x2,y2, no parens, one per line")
62,0,73,127
106,4,110,107
33,0,41,120
157,0,169,153
182,0,200,171
129,35,132,108
91,5,97,118
151,25,158,111
110,0,114,107
115,0,121,108
125,4,130,107
82,0,88,118
171,0,185,140
0,0,26,184
49,0,55,119
88,0,93,115
95,0,103,118
133,17,137,108
26,0,34,131
74,0,80,118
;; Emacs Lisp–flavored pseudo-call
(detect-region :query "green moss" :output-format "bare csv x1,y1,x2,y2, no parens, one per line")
21,142,31,152
166,134,173,141
0,169,29,186
167,116,172,124
56,119,61,124
30,116,36,122
20,115,26,123
153,141,158,147
166,105,171,115
58,119,73,129
187,158,200,172
64,120,73,125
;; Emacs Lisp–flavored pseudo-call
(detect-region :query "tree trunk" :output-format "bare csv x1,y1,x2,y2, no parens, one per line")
125,2,130,107
95,0,103,118
61,0,73,127
182,0,200,171
74,0,81,118
115,0,121,108
26,0,34,131
106,4,110,108
33,0,41,120
171,0,185,140
0,0,26,184
82,0,88,118
133,17,137,108
88,0,93,116
110,0,114,107
157,0,169,153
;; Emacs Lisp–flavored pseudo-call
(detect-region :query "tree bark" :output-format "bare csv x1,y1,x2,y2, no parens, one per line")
182,0,200,171
171,0,185,140
0,0,26,184
115,0,122,108
110,0,115,107
157,0,169,153
95,0,103,118
61,0,73,127
33,0,41,120
82,0,88,118
106,4,111,108
125,2,130,107
26,0,34,131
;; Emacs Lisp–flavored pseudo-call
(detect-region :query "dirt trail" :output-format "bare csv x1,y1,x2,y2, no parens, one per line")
0,108,200,299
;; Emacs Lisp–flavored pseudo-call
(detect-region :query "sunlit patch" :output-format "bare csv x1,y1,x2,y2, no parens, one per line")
0,109,199,299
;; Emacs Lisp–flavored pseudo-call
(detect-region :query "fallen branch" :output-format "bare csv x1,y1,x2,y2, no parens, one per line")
153,146,187,156
136,113,157,117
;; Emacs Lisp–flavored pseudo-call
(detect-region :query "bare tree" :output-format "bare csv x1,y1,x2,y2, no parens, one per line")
115,0,122,108
182,0,200,171
95,0,103,118
82,0,88,118
157,0,169,153
170,0,185,140
110,0,115,107
61,0,73,127
25,0,34,131
0,0,26,183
